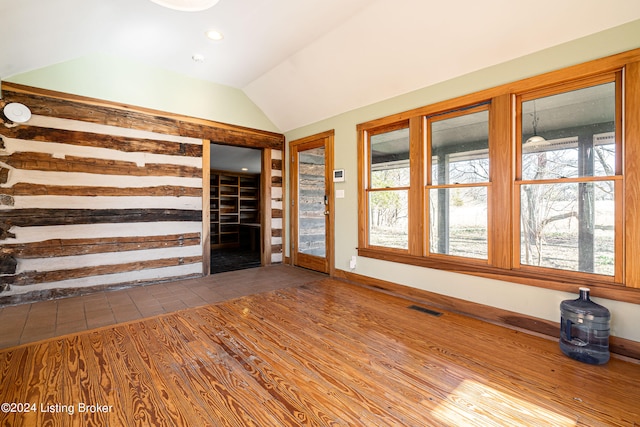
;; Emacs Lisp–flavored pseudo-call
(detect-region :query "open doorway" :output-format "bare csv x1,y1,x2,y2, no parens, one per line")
210,143,263,274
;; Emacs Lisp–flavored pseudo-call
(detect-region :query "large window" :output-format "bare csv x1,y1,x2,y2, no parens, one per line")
366,124,410,250
357,49,640,302
517,78,620,279
428,106,489,260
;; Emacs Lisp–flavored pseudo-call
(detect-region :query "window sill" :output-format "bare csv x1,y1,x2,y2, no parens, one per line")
357,247,640,304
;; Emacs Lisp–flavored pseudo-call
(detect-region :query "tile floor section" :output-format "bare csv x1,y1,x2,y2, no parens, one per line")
0,265,326,349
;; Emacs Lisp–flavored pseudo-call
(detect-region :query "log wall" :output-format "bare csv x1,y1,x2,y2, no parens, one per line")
0,114,203,302
0,83,285,304
270,150,283,262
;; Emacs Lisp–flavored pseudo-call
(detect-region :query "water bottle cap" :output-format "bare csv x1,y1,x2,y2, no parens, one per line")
579,287,590,292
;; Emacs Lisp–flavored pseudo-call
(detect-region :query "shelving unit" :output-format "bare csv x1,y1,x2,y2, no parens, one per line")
210,170,260,249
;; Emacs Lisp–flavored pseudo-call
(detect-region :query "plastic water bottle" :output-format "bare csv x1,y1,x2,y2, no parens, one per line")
559,287,610,365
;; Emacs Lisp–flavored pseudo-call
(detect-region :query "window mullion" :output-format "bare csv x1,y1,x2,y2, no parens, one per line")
408,116,425,256
488,94,513,269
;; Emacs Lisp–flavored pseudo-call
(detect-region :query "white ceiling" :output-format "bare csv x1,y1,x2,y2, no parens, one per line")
2,0,640,132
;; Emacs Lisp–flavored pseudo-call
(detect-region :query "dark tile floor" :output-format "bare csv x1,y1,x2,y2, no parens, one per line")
211,247,261,274
0,265,326,349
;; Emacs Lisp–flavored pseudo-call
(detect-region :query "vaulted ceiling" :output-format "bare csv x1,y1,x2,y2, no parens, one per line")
2,0,640,132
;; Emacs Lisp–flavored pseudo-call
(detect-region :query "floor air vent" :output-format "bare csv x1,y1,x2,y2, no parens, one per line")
408,305,443,317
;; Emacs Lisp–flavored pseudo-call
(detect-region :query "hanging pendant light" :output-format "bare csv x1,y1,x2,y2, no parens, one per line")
149,0,219,12
525,100,546,145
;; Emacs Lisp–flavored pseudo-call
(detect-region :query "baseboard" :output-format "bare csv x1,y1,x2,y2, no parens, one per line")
333,269,640,361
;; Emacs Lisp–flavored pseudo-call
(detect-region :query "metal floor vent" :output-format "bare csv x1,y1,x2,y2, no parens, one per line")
407,305,443,317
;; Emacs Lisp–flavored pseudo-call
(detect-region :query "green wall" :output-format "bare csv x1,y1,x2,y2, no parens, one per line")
284,19,640,343
3,53,278,132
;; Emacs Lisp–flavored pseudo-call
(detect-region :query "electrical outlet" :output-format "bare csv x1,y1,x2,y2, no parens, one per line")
349,256,357,270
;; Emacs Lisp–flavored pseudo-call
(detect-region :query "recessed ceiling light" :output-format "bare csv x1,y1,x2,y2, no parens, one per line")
149,0,219,12
241,168,248,171
205,29,224,41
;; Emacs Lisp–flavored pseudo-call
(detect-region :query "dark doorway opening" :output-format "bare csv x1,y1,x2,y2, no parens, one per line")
210,143,263,274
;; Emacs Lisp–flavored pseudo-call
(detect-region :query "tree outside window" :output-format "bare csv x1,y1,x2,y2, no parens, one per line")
519,81,617,276
368,127,410,249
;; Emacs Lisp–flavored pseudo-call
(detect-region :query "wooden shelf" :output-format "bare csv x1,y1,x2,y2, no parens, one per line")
210,170,260,249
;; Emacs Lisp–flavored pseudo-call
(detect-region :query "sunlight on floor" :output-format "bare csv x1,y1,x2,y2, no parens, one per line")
428,379,576,426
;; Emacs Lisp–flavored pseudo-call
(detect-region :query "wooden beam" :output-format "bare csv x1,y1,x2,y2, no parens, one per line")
2,183,201,197
1,82,284,150
4,256,202,286
1,208,201,228
1,151,202,178
1,233,200,258
1,126,202,157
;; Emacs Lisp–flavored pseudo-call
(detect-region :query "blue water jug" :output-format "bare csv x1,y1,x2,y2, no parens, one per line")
559,287,610,365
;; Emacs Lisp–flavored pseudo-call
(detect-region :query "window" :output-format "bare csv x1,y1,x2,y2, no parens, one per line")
366,124,410,250
517,78,621,279
428,106,490,260
357,48,640,302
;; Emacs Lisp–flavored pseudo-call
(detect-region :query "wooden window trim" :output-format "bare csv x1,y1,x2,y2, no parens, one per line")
425,104,491,261
514,73,623,283
360,121,412,252
357,48,640,305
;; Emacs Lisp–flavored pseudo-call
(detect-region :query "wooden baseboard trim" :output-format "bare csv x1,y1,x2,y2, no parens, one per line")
333,269,640,361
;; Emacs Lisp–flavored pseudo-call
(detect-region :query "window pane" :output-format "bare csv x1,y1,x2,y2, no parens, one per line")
520,182,615,275
369,190,408,249
429,187,488,259
431,110,489,185
371,127,410,188
522,83,615,181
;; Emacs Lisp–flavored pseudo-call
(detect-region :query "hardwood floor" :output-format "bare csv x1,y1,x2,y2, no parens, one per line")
1,274,639,426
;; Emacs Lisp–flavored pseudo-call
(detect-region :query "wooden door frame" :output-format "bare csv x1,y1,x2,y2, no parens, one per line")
289,130,335,275
202,140,211,275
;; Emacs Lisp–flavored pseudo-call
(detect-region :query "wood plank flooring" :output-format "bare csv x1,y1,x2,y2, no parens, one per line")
1,275,639,426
